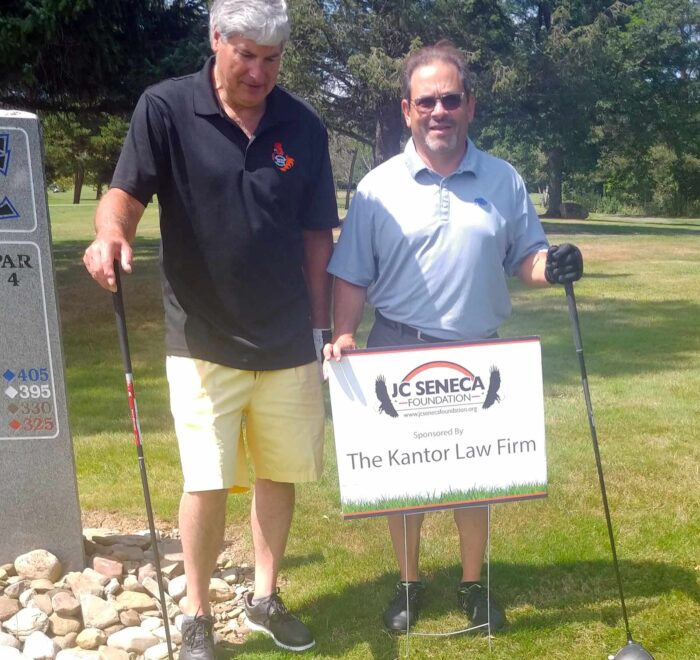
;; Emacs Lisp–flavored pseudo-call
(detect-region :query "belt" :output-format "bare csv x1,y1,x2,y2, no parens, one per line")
374,310,449,343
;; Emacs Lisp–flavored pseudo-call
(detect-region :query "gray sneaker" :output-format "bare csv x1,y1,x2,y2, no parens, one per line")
179,614,215,660
244,591,315,652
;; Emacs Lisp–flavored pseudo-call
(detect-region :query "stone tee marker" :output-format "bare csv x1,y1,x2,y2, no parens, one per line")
0,109,84,571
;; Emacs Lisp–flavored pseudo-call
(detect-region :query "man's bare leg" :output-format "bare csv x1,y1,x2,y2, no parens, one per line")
454,506,488,581
180,489,228,615
387,513,424,581
251,478,295,599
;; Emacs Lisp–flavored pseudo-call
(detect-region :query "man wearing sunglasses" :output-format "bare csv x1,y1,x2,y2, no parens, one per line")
325,41,583,633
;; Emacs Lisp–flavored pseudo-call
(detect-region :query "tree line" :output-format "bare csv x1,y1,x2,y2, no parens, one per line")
2,0,698,216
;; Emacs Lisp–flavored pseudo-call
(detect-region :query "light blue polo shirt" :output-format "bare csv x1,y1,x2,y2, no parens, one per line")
328,138,549,340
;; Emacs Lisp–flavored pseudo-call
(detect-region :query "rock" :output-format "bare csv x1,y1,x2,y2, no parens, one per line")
79,596,120,630
0,567,15,578
139,618,161,633
0,632,20,649
208,579,231,604
65,576,102,600
79,572,108,590
166,576,186,603
19,590,37,608
22,630,58,660
139,578,166,601
107,548,142,564
91,536,151,551
62,634,77,650
106,628,159,654
0,647,23,660
4,582,30,600
90,560,122,582
159,563,183,579
75,630,106,651
219,569,238,585
114,593,153,613
56,649,100,660
14,552,62,583
28,582,54,595
4,608,49,641
98,626,122,639
51,594,80,618
27,595,52,617
81,531,121,544
117,611,139,628
102,582,119,599
152,627,180,645
136,566,156,585
97,647,128,660
48,614,82,637
157,540,183,564
558,201,589,220
144,642,169,660
119,579,144,595
0,597,20,622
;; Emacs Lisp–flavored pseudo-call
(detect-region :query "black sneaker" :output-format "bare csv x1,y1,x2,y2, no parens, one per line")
382,581,425,632
179,613,215,660
457,582,507,633
244,591,315,652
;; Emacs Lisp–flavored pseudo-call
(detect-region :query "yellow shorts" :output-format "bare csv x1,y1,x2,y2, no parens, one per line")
166,356,324,493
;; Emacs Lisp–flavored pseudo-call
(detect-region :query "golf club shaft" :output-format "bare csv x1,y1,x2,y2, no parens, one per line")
564,282,632,642
112,265,174,660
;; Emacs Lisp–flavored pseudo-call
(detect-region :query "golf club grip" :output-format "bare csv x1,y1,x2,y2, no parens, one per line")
111,263,133,374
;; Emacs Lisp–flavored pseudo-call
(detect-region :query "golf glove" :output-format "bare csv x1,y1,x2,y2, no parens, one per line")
545,243,583,284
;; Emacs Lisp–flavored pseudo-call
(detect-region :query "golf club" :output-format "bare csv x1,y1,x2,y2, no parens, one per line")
564,282,654,660
112,263,174,660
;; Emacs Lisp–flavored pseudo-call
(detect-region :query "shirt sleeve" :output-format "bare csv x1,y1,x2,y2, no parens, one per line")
503,173,549,276
327,186,377,286
110,91,169,206
300,121,340,230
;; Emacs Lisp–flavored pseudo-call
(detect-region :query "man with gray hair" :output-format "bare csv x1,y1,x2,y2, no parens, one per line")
83,0,338,656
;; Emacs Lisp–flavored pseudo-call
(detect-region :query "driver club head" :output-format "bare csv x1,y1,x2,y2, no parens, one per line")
609,640,655,660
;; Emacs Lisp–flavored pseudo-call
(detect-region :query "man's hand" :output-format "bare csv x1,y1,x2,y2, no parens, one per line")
323,333,357,362
83,235,133,292
545,243,583,284
83,188,145,291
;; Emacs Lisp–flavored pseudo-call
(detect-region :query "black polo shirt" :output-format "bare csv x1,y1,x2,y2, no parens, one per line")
111,57,339,370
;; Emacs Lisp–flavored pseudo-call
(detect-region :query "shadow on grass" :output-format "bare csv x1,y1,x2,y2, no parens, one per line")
224,558,698,659
541,220,700,237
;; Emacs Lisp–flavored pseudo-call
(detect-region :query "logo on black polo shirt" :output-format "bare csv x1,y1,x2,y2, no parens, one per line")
272,142,295,172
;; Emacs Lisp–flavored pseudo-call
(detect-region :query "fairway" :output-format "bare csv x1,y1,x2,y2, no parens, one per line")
51,197,699,659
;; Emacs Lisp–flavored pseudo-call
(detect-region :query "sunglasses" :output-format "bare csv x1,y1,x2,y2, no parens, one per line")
411,92,465,112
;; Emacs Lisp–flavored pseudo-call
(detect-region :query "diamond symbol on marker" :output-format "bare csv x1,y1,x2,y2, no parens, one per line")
9,419,21,430
8,404,18,413
2,370,15,381
5,386,18,399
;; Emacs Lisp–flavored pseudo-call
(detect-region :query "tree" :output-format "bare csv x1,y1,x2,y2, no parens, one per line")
42,113,129,203
483,1,628,216
0,0,209,113
282,0,513,165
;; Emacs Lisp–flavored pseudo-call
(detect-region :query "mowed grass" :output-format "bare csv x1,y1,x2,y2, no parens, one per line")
50,195,700,659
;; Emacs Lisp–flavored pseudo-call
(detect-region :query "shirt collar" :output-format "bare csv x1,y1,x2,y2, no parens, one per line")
192,56,289,128
403,137,480,179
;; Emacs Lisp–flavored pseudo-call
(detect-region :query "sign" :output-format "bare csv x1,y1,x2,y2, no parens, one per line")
327,337,547,519
0,110,84,570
